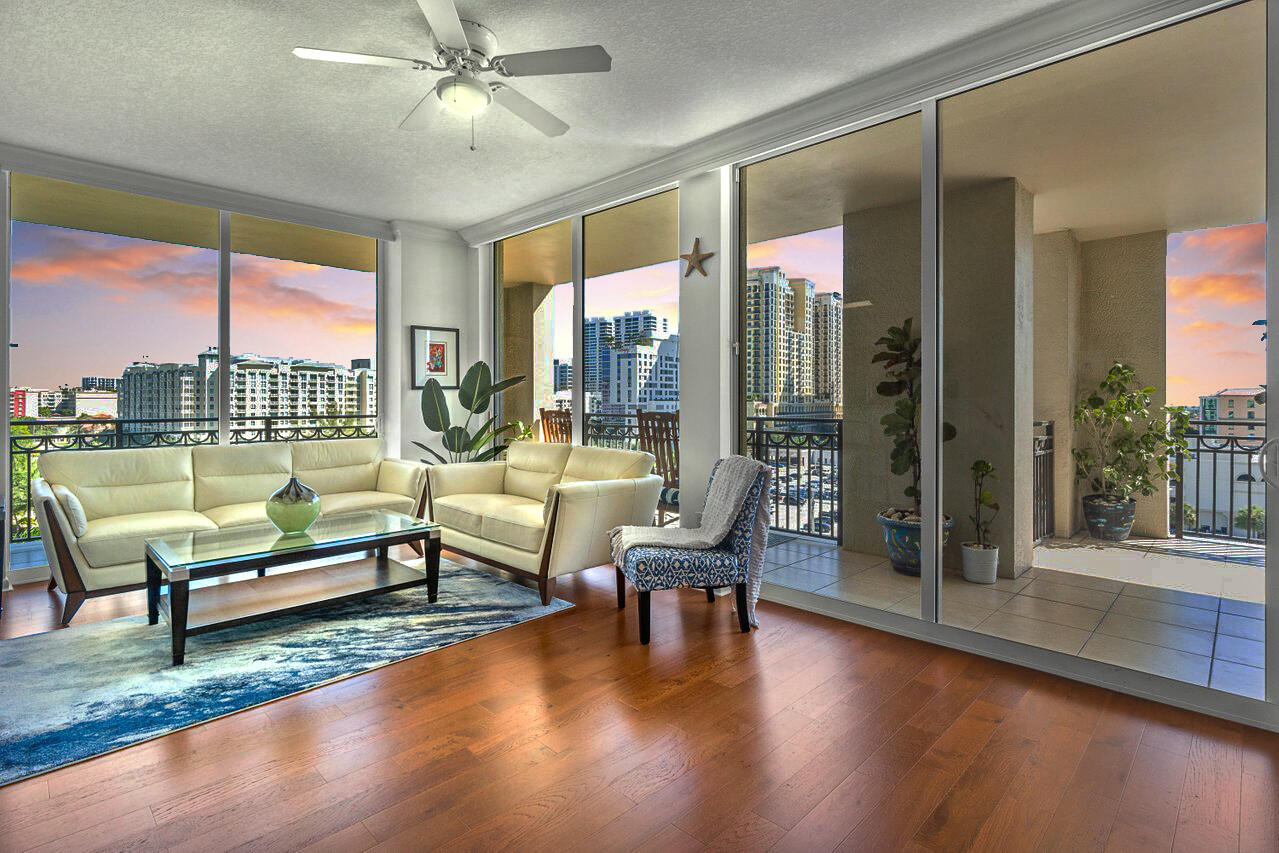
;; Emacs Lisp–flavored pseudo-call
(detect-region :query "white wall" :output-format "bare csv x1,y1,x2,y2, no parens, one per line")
389,222,482,462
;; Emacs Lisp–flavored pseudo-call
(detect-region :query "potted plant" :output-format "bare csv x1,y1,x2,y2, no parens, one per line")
872,318,957,575
1072,362,1190,541
962,459,999,583
414,360,530,464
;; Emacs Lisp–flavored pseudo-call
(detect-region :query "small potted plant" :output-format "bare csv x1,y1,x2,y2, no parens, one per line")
962,459,999,584
872,318,956,575
1072,362,1190,541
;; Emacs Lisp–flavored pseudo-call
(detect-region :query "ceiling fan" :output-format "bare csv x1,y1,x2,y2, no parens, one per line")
292,0,611,138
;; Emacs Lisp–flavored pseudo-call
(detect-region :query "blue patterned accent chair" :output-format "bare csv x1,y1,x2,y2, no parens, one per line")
616,462,767,644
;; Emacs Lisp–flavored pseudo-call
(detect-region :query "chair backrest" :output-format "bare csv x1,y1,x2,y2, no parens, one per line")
637,410,679,490
712,461,769,564
561,445,654,483
540,408,572,443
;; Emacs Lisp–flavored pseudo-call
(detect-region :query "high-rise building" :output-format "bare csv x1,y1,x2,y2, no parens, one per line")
745,267,834,415
605,335,679,413
1199,388,1265,436
552,358,572,392
120,349,377,432
813,291,843,412
80,376,121,392
613,310,668,345
582,316,615,396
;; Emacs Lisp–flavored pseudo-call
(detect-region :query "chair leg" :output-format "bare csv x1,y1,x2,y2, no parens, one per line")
638,591,651,645
705,586,716,602
616,567,626,609
734,583,751,633
61,591,86,626
538,577,555,606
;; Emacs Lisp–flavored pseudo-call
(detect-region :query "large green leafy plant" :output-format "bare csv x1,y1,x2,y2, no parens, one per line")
1072,362,1190,502
872,318,956,515
414,361,529,464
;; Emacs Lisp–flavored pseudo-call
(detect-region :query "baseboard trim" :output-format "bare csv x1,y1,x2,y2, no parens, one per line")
760,581,1278,733
9,564,51,587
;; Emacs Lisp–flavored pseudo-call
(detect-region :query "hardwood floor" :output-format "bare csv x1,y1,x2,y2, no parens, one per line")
1,549,1277,852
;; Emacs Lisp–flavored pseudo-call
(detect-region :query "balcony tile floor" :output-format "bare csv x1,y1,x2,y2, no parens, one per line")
762,533,1266,699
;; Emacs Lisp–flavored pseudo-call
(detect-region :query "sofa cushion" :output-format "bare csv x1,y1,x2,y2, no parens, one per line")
52,485,89,536
78,510,218,568
202,501,272,529
291,438,382,495
319,491,415,517
38,446,196,521
480,501,546,552
192,443,292,511
433,493,540,538
561,446,655,483
377,459,425,500
503,441,572,503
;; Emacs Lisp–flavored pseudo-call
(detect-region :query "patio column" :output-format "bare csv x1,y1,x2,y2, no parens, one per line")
676,166,735,526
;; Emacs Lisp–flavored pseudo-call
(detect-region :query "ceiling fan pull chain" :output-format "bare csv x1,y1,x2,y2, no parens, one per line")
470,116,477,152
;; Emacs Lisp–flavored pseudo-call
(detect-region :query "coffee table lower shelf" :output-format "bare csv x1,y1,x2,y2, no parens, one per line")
156,559,432,637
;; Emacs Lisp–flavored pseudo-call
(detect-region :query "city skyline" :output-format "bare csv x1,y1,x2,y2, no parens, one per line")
9,222,376,389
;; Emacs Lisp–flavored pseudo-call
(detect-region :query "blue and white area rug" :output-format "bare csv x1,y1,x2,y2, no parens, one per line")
0,559,571,786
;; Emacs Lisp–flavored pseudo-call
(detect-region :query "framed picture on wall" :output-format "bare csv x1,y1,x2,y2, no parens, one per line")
410,325,460,389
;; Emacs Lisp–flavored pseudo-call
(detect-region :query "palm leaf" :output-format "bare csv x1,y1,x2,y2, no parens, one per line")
458,362,492,414
420,379,451,432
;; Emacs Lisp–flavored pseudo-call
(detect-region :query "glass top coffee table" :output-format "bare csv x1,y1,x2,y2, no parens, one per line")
145,510,440,665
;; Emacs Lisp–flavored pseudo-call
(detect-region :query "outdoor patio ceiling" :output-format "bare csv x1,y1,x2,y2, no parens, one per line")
10,174,376,271
745,0,1263,245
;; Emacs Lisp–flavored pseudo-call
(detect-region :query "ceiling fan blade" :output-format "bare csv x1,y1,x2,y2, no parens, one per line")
415,0,469,51
292,47,428,69
492,85,569,137
399,91,437,131
492,45,612,77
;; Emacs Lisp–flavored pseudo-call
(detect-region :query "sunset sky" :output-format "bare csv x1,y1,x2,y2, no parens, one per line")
10,222,376,389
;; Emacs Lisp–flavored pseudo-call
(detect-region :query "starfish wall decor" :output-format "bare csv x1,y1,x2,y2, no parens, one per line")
680,237,714,278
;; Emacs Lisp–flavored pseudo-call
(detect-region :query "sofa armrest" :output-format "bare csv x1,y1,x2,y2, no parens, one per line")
31,478,84,595
544,474,662,578
427,461,507,500
377,458,428,500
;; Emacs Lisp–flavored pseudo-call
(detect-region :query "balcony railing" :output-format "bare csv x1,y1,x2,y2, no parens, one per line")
1173,419,1266,543
747,416,841,542
9,414,376,543
583,412,640,450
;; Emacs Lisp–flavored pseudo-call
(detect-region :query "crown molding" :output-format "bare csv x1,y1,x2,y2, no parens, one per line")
458,0,1230,247
0,141,396,241
391,220,467,245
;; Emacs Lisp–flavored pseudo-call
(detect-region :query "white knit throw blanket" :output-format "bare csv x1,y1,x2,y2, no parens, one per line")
610,455,772,626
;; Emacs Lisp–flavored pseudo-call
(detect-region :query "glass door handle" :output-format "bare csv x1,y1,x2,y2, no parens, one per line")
1256,437,1279,488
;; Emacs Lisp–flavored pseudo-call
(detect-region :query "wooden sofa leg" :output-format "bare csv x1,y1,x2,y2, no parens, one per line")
616,567,626,609
705,587,715,603
735,583,750,633
538,577,555,606
638,591,651,645
408,540,424,557
48,576,58,591
61,591,86,626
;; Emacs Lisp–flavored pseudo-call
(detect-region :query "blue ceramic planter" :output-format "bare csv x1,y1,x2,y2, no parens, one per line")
1081,494,1136,541
876,512,955,576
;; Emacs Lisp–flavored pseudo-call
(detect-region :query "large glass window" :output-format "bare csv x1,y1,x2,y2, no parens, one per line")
229,214,378,439
740,113,921,608
939,0,1265,698
8,175,219,542
494,220,573,435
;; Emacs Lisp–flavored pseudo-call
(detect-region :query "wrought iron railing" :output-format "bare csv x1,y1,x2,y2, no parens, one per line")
1033,421,1054,542
9,414,377,543
746,416,841,542
1172,419,1266,543
583,413,640,450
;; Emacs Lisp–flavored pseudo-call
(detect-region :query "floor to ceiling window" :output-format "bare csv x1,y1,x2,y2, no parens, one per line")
494,219,573,437
938,0,1266,697
741,113,922,609
229,214,378,440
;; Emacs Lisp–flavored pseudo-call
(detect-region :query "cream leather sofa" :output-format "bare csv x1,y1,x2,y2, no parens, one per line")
32,438,426,624
427,441,661,603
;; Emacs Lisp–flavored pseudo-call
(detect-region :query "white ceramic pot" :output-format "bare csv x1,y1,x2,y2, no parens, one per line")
961,542,999,584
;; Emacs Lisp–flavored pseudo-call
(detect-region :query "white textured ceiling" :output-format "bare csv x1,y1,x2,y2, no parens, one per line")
2,0,1066,232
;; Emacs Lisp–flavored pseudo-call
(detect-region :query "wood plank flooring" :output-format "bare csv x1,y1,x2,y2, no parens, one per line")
0,548,1277,852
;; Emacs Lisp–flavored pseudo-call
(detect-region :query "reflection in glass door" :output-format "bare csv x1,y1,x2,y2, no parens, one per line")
937,0,1267,698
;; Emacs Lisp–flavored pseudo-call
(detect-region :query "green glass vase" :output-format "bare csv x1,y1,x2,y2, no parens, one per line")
265,476,320,535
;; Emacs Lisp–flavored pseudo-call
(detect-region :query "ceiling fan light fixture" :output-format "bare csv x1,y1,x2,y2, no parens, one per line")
436,73,491,117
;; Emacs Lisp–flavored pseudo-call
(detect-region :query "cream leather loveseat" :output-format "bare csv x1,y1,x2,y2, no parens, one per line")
427,441,661,603
32,438,426,624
